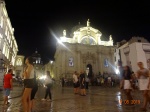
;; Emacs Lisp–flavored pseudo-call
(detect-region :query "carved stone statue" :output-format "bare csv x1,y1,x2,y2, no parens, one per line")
87,19,90,27
63,30,66,37
109,35,113,41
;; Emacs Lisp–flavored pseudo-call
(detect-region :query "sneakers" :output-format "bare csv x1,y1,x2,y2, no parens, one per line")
41,98,46,101
42,98,51,101
47,99,51,101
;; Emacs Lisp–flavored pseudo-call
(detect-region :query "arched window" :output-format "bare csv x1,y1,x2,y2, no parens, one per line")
80,36,96,45
16,58,22,66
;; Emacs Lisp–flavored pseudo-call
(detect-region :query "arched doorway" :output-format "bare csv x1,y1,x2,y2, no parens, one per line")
86,64,93,78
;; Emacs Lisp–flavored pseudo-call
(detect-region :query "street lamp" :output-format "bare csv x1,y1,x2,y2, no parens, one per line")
50,60,53,64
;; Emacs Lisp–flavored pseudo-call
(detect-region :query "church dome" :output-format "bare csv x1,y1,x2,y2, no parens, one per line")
32,50,41,58
70,24,85,37
71,24,85,32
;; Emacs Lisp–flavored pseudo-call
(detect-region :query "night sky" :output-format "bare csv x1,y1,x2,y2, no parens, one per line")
4,0,150,63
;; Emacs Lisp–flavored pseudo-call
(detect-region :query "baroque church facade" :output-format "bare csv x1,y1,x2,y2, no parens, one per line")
53,20,115,79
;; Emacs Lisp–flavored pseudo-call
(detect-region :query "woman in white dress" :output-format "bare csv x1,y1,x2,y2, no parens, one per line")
122,66,133,105
137,62,150,111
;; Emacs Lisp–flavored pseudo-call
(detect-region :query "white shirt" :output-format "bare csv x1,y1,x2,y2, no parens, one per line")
24,68,34,79
73,74,78,83
45,76,52,85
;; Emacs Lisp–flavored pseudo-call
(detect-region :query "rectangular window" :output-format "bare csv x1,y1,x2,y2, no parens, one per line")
104,59,109,67
0,16,3,27
69,57,73,66
5,27,8,36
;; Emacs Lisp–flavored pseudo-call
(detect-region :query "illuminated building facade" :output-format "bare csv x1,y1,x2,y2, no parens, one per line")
114,37,150,73
32,50,44,78
54,19,115,79
15,55,25,78
0,0,18,86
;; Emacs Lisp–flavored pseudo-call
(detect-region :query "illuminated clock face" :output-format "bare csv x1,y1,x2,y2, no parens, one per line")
81,37,96,45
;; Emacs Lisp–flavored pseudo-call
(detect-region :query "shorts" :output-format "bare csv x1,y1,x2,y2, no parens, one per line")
24,79,34,88
4,88,11,96
80,83,85,89
31,85,38,100
73,83,77,88
73,82,79,88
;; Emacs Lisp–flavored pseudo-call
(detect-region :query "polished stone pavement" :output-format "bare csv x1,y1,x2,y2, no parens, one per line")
0,84,149,112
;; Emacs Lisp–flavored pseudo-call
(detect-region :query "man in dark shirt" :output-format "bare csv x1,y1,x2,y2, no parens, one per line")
80,71,86,96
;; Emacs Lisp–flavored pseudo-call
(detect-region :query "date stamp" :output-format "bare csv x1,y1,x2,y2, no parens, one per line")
119,99,141,105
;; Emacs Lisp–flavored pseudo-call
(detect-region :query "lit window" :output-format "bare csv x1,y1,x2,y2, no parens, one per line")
0,16,3,27
104,59,109,67
69,57,73,66
2,43,5,54
16,58,22,66
6,48,9,59
5,27,8,36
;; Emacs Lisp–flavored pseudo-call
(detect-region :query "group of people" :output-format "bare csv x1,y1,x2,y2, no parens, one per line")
72,70,87,96
4,57,150,111
3,56,53,112
120,62,150,111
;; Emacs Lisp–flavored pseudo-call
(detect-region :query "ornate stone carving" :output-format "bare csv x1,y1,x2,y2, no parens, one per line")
82,52,95,62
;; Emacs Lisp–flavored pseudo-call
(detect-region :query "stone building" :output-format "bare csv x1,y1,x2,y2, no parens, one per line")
0,0,18,87
14,50,44,79
53,19,115,79
15,55,25,78
114,37,150,73
32,50,44,78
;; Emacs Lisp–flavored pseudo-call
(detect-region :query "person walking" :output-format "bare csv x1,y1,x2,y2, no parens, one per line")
85,76,89,89
79,70,86,96
3,69,13,106
61,77,65,87
42,72,53,101
136,62,150,111
73,71,79,94
122,66,133,105
22,56,35,112
30,70,38,112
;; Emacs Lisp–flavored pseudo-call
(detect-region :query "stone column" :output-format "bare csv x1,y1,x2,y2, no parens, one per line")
77,51,81,72
96,51,100,73
61,50,65,75
65,50,67,75
100,51,103,74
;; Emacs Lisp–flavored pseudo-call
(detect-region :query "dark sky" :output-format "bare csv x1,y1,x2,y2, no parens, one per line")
4,0,150,63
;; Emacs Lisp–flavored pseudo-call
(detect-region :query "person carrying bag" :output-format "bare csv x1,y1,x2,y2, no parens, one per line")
41,72,53,101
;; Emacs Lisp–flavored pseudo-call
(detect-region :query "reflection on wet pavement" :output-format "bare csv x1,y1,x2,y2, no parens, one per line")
0,85,148,112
